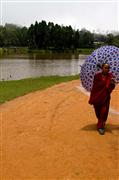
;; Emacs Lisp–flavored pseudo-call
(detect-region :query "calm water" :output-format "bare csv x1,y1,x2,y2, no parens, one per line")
0,54,87,81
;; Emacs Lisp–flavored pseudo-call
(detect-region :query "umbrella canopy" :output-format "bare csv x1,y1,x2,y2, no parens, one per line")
80,45,119,92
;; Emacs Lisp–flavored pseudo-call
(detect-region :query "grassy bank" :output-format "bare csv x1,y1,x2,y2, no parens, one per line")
77,48,94,55
0,75,79,104
28,48,94,55
0,47,94,56
0,48,4,56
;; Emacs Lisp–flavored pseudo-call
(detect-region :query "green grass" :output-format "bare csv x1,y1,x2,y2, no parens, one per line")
28,48,94,55
1,47,94,56
77,48,94,55
0,75,79,104
0,48,4,56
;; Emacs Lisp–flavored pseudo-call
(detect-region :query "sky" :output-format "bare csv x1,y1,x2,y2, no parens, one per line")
0,0,119,34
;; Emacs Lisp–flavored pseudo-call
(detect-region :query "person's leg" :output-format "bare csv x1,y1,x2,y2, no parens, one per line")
94,100,110,129
94,105,100,119
94,105,103,129
103,100,110,126
94,105,106,135
99,100,110,128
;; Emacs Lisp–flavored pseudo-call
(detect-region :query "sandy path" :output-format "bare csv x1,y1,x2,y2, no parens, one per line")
0,80,119,180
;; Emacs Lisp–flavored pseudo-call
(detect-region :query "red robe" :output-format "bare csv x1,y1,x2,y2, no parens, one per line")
89,72,115,129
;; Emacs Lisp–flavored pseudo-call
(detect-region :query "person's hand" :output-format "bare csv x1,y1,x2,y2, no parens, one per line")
110,78,115,84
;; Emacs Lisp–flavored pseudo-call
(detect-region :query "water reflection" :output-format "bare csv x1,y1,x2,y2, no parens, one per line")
1,52,79,60
0,53,87,81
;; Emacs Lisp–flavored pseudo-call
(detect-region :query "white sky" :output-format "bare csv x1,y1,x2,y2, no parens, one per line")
0,0,119,33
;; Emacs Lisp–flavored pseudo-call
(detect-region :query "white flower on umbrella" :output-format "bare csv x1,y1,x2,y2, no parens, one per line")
80,45,119,92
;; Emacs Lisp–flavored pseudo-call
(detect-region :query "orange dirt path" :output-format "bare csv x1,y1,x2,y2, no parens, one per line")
0,80,119,179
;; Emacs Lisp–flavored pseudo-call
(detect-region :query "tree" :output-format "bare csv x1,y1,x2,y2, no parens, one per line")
73,30,80,49
0,23,28,47
106,33,114,45
79,28,94,48
28,24,36,48
0,26,5,47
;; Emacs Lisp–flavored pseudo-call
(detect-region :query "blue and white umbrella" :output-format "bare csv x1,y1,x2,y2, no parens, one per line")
80,45,119,92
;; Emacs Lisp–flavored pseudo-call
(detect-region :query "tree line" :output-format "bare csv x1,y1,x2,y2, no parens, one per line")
0,20,119,50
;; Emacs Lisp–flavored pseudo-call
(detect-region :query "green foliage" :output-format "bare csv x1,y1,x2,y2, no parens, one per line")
0,48,4,55
78,28,94,48
77,48,94,54
0,23,28,47
94,33,119,47
106,34,119,47
0,75,79,104
28,21,95,50
0,21,119,50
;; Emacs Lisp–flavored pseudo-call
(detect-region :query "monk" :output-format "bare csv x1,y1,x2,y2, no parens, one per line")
89,63,115,135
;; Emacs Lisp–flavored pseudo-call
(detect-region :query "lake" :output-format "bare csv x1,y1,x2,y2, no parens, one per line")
0,53,87,81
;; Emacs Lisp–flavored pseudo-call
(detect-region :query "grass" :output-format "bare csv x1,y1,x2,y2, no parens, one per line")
0,47,94,56
0,75,79,104
0,48,4,56
28,48,94,55
77,48,94,55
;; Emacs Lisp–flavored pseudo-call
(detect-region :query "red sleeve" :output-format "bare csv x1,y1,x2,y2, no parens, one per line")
106,73,115,93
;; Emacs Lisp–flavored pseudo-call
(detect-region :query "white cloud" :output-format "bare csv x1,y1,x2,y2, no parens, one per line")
1,1,119,33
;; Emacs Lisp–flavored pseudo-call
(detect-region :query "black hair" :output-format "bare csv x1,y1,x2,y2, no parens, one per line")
97,62,110,70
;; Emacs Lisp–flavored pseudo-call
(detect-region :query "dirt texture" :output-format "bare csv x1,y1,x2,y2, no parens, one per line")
0,80,119,180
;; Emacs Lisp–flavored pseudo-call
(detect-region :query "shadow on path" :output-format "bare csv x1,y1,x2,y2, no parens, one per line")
81,123,119,133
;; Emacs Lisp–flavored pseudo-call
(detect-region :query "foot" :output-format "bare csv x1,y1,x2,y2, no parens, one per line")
98,128,105,135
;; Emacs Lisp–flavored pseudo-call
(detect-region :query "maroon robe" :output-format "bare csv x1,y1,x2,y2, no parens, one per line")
89,72,115,129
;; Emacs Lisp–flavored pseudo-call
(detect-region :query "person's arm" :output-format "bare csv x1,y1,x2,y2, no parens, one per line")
108,78,115,93
106,74,115,93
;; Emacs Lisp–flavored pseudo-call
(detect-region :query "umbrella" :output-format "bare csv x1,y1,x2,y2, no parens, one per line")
80,45,119,92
